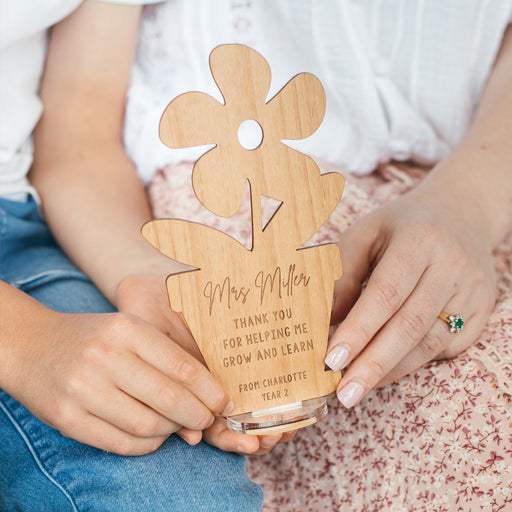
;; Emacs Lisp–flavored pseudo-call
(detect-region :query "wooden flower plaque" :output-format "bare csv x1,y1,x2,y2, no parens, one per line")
142,44,344,435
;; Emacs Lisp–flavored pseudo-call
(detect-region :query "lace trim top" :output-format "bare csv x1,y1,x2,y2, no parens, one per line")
124,0,512,183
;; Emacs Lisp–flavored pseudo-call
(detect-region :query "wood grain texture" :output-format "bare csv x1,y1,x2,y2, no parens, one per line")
143,44,344,421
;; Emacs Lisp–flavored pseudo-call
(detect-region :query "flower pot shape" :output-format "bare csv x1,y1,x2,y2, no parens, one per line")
143,44,346,433
142,218,342,433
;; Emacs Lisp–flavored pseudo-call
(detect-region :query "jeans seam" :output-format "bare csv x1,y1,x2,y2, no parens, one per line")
10,269,87,289
0,400,80,512
0,204,6,238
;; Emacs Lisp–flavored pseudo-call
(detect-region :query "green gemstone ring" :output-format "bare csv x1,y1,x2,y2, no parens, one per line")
438,311,464,333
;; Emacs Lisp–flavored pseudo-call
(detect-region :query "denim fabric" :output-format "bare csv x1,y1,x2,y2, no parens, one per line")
0,197,264,512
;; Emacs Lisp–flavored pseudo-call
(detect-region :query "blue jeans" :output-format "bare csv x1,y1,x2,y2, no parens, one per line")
0,197,264,512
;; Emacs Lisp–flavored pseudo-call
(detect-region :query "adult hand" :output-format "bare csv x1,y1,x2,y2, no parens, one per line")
325,182,497,408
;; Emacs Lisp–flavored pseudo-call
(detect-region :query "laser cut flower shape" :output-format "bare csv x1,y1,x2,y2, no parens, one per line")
144,44,344,421
159,44,329,221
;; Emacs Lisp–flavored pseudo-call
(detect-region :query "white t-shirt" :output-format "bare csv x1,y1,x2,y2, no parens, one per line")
0,1,82,200
0,0,158,201
124,0,512,183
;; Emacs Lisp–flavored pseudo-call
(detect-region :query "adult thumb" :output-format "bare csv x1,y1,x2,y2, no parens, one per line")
331,220,376,325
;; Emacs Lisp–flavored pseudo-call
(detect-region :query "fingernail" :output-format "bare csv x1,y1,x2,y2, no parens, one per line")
179,431,201,446
261,436,279,449
221,400,234,416
325,344,350,371
337,381,365,409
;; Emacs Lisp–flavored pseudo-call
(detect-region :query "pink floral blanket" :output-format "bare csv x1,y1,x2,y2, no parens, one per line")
148,162,512,512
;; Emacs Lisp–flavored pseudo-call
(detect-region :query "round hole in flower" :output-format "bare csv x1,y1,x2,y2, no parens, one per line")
237,119,263,150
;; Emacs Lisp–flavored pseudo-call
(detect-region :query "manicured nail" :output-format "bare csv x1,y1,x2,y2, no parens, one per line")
337,381,365,409
325,344,350,371
221,400,234,416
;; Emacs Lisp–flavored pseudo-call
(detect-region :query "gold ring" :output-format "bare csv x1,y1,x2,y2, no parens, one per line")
438,311,464,333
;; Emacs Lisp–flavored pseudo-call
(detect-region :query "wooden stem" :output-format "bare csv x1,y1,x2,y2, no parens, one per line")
250,181,262,250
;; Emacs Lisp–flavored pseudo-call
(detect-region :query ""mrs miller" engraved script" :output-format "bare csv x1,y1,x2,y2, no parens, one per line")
203,264,311,314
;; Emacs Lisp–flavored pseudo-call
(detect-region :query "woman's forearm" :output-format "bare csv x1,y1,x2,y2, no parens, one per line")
418,25,512,248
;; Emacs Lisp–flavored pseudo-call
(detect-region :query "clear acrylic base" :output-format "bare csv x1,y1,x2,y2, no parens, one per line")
226,396,329,435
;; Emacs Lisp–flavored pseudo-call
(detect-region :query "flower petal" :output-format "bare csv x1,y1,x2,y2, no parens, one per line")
192,147,247,218
264,72,326,140
209,44,271,108
159,91,225,149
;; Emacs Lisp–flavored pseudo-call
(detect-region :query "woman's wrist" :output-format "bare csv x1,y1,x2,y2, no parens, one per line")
414,25,512,250
415,144,512,251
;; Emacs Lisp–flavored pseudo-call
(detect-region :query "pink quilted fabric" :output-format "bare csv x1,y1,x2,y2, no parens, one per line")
148,162,512,512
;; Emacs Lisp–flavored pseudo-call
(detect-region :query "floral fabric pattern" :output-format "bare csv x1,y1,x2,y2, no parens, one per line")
148,161,512,512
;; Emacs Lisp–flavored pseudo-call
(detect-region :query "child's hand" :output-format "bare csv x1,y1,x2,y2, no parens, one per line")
116,271,209,446
116,272,203,361
116,272,297,454
6,303,231,456
203,418,297,455
327,183,497,407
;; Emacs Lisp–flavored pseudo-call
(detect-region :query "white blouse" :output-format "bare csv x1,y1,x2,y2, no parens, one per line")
124,0,512,183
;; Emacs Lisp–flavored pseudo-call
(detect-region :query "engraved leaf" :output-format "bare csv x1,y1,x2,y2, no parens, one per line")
262,170,345,247
141,219,250,270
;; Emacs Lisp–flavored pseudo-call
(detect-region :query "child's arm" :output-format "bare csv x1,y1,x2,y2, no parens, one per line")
28,0,282,455
0,279,231,455
30,1,175,305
